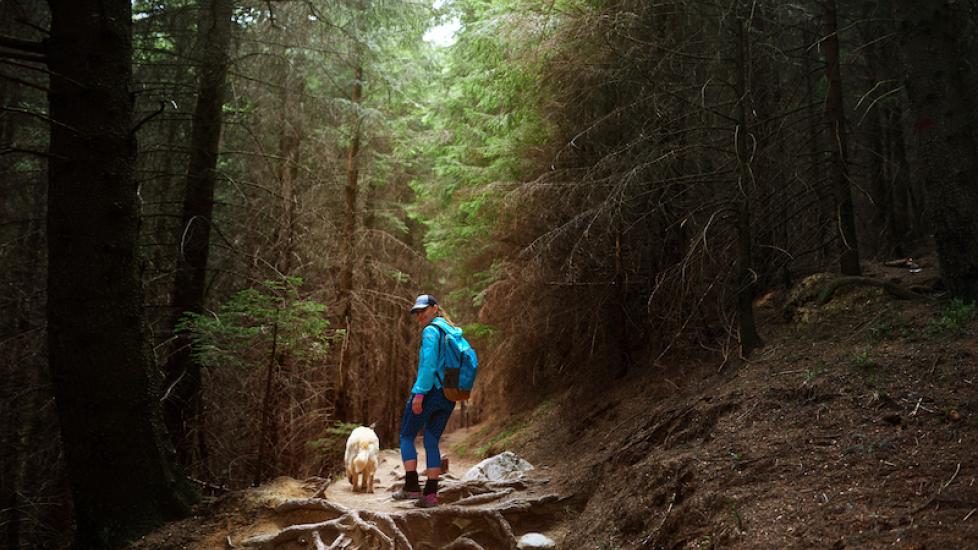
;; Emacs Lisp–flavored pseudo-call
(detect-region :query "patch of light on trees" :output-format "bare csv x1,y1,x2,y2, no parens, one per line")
424,17,461,47
424,0,461,47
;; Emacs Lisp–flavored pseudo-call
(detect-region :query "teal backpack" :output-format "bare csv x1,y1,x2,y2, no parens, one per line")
431,322,478,401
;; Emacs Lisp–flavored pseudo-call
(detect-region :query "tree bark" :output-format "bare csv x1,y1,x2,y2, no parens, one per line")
164,0,234,466
275,74,302,275
733,10,763,357
895,1,978,299
823,0,861,276
802,27,831,265
46,1,195,547
335,61,364,422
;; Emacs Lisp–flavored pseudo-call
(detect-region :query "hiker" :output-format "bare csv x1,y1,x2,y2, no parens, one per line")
393,294,459,508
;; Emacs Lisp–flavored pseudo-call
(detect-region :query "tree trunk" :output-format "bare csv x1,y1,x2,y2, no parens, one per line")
335,62,364,422
895,1,978,299
275,76,302,275
164,0,234,466
0,71,22,550
733,11,763,357
887,106,914,255
254,318,280,485
802,27,831,266
823,0,861,275
46,1,195,547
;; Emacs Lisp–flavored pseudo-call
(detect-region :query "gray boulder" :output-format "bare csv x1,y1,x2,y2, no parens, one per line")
462,451,534,482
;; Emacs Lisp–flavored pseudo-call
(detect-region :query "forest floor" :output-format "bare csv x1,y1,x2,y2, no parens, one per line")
498,265,978,549
131,266,978,549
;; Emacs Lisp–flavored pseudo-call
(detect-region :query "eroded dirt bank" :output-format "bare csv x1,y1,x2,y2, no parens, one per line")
509,284,978,549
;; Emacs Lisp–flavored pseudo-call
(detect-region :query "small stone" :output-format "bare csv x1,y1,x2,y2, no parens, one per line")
517,533,556,549
948,410,962,422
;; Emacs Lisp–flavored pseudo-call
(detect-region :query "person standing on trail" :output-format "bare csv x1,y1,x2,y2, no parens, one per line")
393,294,459,508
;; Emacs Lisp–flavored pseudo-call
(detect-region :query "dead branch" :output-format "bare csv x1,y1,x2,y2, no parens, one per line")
0,34,44,54
453,488,514,506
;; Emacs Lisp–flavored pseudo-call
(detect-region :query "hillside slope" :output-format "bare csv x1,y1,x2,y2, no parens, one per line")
502,278,978,549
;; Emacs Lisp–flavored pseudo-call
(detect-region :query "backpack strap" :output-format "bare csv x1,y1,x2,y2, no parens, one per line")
429,322,448,387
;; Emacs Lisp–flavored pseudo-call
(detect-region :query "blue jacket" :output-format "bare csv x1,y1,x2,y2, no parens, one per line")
411,317,463,395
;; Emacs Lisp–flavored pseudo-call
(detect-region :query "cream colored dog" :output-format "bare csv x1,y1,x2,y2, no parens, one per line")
344,426,379,493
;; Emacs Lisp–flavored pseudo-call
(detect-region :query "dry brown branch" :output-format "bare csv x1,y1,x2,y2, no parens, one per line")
453,488,514,506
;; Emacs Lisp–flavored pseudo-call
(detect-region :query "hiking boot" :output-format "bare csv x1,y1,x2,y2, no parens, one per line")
415,493,439,508
391,488,421,501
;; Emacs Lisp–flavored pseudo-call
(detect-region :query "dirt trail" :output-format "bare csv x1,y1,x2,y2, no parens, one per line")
130,423,566,549
210,425,566,549
321,426,484,513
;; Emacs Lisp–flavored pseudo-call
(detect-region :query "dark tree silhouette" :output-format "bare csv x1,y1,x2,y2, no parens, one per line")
824,0,861,276
896,0,978,299
733,7,763,357
46,1,194,546
164,0,235,464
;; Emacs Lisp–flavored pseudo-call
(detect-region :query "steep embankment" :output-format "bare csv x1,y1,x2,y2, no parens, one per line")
504,274,978,549
130,272,977,549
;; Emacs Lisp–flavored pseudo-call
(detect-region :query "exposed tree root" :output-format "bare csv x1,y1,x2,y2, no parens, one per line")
441,536,485,549
238,487,563,550
453,488,514,506
438,479,539,504
816,276,922,305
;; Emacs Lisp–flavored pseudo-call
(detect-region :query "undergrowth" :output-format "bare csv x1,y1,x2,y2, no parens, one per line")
926,299,976,337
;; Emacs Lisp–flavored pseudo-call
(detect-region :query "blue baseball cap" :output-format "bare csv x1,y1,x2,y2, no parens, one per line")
410,294,437,313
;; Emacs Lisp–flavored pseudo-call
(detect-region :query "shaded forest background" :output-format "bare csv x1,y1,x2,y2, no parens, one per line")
1,0,977,547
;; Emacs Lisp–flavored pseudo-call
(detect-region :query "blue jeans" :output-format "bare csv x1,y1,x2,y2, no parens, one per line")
399,387,455,470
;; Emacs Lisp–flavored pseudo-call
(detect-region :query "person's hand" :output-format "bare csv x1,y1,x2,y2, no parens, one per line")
412,394,424,415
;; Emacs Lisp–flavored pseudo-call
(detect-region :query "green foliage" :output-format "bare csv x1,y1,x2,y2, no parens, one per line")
802,361,826,384
176,277,336,369
869,318,911,341
926,299,976,336
844,433,894,457
307,421,360,454
850,347,877,370
462,322,498,341
451,419,527,458
407,0,557,308
727,499,744,532
849,347,888,387
474,420,527,457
